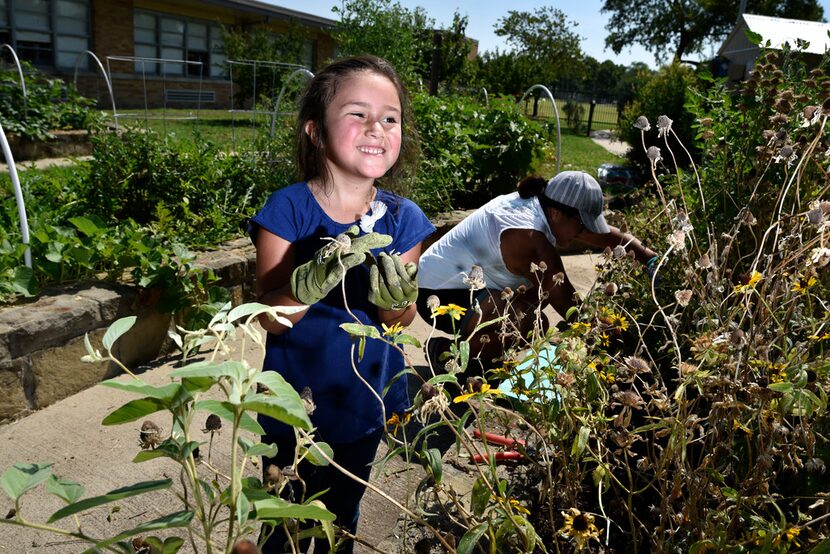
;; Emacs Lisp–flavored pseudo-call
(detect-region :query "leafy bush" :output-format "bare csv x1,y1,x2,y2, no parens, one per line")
0,62,104,140
75,129,291,246
412,92,553,213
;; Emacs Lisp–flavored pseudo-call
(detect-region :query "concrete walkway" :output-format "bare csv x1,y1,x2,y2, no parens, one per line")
0,156,93,173
590,129,630,157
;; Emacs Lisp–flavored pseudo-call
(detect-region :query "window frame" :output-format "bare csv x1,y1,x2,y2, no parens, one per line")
133,9,225,79
0,0,91,71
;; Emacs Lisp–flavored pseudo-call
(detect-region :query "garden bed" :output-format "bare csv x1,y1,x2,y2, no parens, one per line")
5,129,93,161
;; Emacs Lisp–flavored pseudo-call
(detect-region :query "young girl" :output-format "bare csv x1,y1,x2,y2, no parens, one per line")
249,56,434,553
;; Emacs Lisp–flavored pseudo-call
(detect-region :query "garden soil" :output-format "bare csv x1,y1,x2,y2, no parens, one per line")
0,253,600,554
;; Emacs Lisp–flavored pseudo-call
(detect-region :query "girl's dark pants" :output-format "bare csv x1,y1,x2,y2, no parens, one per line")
260,428,384,554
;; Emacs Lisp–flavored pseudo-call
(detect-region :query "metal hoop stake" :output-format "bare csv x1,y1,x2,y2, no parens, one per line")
519,84,561,174
0,122,31,268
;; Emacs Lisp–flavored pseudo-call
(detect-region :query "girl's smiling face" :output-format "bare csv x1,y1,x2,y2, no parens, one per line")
314,71,402,186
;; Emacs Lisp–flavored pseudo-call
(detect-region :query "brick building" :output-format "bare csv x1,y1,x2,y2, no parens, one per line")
0,0,337,109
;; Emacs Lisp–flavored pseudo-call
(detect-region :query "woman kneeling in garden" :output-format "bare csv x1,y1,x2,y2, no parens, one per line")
417,171,658,374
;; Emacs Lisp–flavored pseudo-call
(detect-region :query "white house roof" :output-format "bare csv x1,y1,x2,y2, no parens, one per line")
719,13,830,58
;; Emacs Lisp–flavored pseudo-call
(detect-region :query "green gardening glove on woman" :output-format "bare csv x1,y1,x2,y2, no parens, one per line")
291,226,392,305
367,252,418,310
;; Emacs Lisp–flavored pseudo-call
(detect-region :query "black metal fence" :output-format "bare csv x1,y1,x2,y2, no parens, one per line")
521,90,622,136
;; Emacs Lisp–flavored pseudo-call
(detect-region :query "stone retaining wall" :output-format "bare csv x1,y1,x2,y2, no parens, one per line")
0,216,471,424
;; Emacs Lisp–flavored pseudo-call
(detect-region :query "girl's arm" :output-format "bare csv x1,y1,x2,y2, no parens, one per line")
255,229,309,335
500,229,578,321
376,243,422,328
577,225,657,265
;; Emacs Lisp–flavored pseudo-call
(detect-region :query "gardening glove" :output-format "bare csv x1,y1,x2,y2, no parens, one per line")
367,252,419,311
291,225,392,305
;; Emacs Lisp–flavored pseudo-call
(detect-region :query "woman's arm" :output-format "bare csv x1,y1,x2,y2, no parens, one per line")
500,229,579,321
255,229,309,335
577,225,657,265
376,243,423,328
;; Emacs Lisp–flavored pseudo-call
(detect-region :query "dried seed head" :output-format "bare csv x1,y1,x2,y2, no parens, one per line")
634,116,651,131
264,465,283,491
657,115,673,137
231,539,262,554
466,377,484,393
426,295,440,310
699,117,713,127
500,287,514,300
647,146,662,165
624,356,651,374
421,382,439,400
139,420,162,450
612,245,627,258
300,386,316,415
604,282,618,296
769,113,789,125
806,458,826,474
463,265,486,290
697,253,712,269
730,329,746,347
204,414,222,432
675,289,693,307
132,537,151,554
551,271,564,286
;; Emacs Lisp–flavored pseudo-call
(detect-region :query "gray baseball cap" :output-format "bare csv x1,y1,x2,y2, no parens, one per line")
544,171,609,234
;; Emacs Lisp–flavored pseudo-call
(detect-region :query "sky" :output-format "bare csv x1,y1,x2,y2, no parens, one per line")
271,0,830,69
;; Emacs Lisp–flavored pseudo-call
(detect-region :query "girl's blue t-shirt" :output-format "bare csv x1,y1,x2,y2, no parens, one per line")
249,182,435,442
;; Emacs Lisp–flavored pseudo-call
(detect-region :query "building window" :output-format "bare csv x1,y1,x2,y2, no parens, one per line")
134,10,224,79
0,0,90,70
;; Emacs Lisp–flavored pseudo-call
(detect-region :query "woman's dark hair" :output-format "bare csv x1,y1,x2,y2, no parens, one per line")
517,175,582,219
296,55,418,194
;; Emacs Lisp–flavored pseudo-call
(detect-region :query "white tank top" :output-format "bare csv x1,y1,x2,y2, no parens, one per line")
419,192,557,291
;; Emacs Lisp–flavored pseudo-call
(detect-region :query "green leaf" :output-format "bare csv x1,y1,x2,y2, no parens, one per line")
69,216,102,237
421,447,443,485
470,477,490,517
143,536,185,554
102,316,137,351
394,333,421,347
236,492,250,527
302,442,333,466
744,29,763,45
102,397,167,425
459,340,470,371
340,322,381,339
11,266,36,296
45,475,84,504
49,479,172,522
101,379,182,400
170,360,247,382
242,393,311,431
195,399,265,435
457,523,488,554
768,382,794,393
252,496,335,522
0,463,53,501
570,425,590,458
245,442,278,458
87,510,193,550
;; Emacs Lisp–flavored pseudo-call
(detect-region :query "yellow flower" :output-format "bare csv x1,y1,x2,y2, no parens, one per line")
600,332,610,347
560,508,600,550
809,332,830,342
570,321,591,334
783,526,801,547
453,382,502,404
508,498,531,515
734,271,763,293
792,275,816,294
381,322,405,336
431,303,467,320
386,412,411,437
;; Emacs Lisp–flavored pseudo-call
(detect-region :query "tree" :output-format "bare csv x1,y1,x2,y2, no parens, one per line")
332,0,433,87
494,7,584,86
602,0,825,63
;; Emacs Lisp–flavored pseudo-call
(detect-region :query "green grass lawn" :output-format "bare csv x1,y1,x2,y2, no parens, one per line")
535,128,627,180
107,108,286,149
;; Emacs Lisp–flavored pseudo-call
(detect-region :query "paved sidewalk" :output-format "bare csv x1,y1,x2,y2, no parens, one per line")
0,253,600,553
590,129,630,157
0,156,93,173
